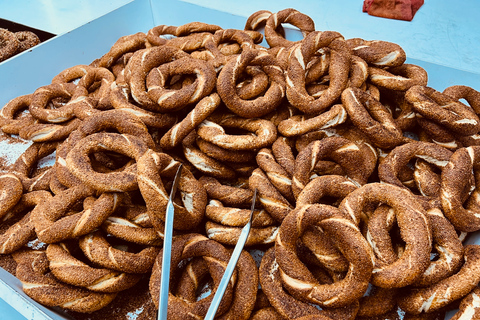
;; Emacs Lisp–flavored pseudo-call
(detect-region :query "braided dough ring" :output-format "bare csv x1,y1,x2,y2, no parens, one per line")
406,85,480,136
346,38,406,67
198,176,254,207
440,146,480,232
29,82,78,123
264,8,315,48
286,31,350,115
0,28,20,62
397,244,480,314
339,183,431,288
0,94,35,135
12,250,116,313
33,184,121,243
0,173,23,219
296,174,359,207
137,149,207,232
146,25,177,46
368,63,428,91
341,87,404,149
79,230,159,274
197,115,277,151
149,233,240,319
46,243,141,292
97,32,147,69
216,48,286,118
443,85,480,114
449,286,480,320
65,132,149,193
275,204,374,307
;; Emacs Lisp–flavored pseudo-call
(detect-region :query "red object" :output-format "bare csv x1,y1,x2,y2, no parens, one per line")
363,0,424,21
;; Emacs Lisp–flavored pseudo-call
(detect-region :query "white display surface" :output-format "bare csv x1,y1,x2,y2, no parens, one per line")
0,0,479,319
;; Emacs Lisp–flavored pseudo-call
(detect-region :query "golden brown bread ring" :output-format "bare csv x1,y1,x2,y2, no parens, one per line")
51,64,93,84
137,149,207,232
443,85,480,114
341,87,404,149
286,31,350,115
249,168,293,222
259,247,359,320
206,221,279,246
204,29,256,67
65,132,149,193
176,22,222,37
29,82,78,123
296,174,359,207
79,230,159,274
256,148,294,202
33,184,121,243
197,115,277,151
234,66,269,100
277,104,347,137
339,183,431,288
199,175,254,207
0,173,23,219
440,146,480,232
244,10,276,32
377,141,453,198
357,286,398,318
0,94,36,135
196,137,256,163
264,8,315,48
46,242,141,292
250,306,285,320
0,28,20,62
12,249,117,313
368,64,428,91
272,136,296,177
406,85,480,136
146,25,177,46
346,38,407,67
18,118,82,143
11,141,58,192
449,286,480,320
149,233,237,319
0,190,51,254
160,93,221,149
182,131,237,180
96,32,147,69
206,199,276,227
15,31,40,52
216,48,286,118
292,137,374,198
275,203,374,308
397,245,480,314
145,56,217,112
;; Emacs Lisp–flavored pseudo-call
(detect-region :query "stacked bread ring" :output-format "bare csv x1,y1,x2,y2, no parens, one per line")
1,7,480,320
0,28,40,62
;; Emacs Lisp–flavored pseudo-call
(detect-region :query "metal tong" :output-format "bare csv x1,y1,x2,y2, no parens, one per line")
204,188,257,320
157,164,183,320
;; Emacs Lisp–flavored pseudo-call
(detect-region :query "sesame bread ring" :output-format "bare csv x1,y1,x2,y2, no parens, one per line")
109,81,178,129
12,249,116,313
216,48,286,118
235,66,269,100
79,230,159,274
249,168,294,222
15,31,40,52
65,132,149,193
357,286,398,318
46,242,141,292
0,173,23,219
0,94,36,135
197,116,277,151
406,85,480,136
206,199,276,227
275,203,374,308
346,38,406,67
259,247,360,320
377,141,453,197
196,137,257,163
286,31,350,115
146,25,177,46
244,10,276,33
11,141,58,192
51,64,93,84
256,147,294,202
338,183,431,288
198,175,254,207
146,56,217,112
341,87,404,149
33,184,121,243
149,233,236,319
205,29,256,66
137,149,206,232
29,82,78,123
0,190,51,254
96,32,147,69
449,286,480,320
0,28,20,62
440,146,480,232
368,64,428,91
182,131,237,180
176,22,222,37
397,244,480,314
264,8,315,48
206,221,279,246
277,104,348,137
443,85,480,114
272,136,296,176
296,175,359,207
19,118,82,143
160,93,221,149
292,137,374,198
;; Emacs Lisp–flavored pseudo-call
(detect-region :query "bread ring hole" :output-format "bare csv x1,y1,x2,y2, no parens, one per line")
168,74,196,90
46,96,70,110
89,150,134,172
104,233,148,255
